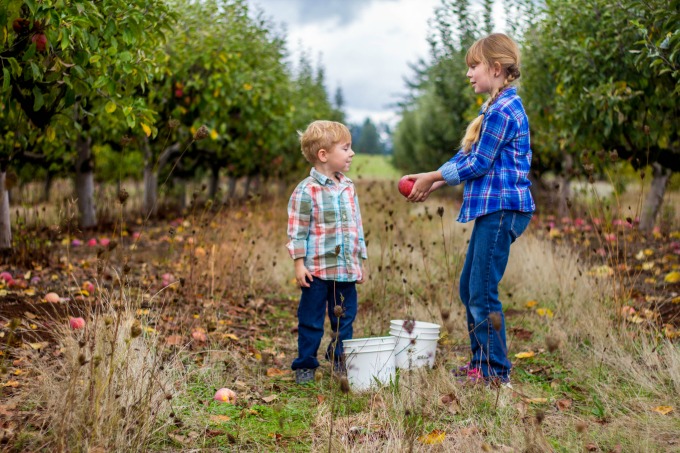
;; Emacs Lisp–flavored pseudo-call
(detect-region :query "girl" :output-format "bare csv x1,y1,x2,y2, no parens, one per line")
404,33,535,384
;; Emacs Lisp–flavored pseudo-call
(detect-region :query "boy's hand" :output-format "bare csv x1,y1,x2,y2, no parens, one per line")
294,259,313,288
357,266,366,284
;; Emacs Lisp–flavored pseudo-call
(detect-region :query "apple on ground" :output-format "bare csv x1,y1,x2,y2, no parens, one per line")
214,388,236,403
69,317,86,329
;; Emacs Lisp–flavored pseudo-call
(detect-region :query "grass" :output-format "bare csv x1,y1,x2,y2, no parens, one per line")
347,154,402,181
5,175,680,451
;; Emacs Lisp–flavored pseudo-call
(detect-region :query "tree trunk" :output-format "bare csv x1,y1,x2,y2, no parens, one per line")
639,162,671,233
226,176,237,201
557,154,573,218
174,177,187,211
208,165,220,199
75,137,97,229
43,172,53,203
0,171,12,250
143,140,158,218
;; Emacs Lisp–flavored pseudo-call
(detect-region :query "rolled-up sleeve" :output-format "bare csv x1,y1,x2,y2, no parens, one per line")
286,187,312,259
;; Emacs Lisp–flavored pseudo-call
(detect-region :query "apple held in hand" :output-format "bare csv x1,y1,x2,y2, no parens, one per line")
398,176,415,198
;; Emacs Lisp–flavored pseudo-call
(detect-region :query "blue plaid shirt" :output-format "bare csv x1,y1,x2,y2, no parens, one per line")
439,86,535,223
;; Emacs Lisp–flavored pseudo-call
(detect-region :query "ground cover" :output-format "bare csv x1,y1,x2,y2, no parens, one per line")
0,177,678,451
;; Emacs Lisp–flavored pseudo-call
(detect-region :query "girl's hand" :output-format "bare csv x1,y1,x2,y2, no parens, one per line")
405,172,440,202
294,259,313,288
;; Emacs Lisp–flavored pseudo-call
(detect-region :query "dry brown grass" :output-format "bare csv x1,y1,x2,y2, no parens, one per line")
9,177,679,451
22,287,181,451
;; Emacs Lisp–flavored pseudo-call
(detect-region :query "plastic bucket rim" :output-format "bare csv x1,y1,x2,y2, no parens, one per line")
389,320,441,329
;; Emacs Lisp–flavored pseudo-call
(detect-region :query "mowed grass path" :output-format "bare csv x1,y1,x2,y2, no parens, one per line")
347,154,402,181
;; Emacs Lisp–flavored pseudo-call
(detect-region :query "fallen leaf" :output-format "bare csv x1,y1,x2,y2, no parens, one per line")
556,398,572,411
262,394,278,403
266,368,289,377
24,312,36,320
2,380,20,388
585,442,598,451
418,429,446,445
209,415,231,423
525,300,538,308
514,351,535,359
28,342,49,350
316,395,325,404
524,398,548,404
166,335,183,346
664,271,680,283
223,333,239,341
651,405,673,415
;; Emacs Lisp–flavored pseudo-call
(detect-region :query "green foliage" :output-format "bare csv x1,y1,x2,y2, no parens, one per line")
526,0,679,176
351,118,388,155
392,0,481,173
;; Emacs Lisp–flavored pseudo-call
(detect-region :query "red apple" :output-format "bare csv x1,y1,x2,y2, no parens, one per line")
31,33,47,52
214,388,236,403
12,18,30,34
398,176,415,198
0,271,13,282
69,317,86,329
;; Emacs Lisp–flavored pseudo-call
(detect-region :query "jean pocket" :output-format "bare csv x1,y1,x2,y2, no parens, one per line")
510,211,532,241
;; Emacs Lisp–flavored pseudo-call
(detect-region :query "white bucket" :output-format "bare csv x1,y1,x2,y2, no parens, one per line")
342,336,396,391
390,320,441,369
390,319,440,332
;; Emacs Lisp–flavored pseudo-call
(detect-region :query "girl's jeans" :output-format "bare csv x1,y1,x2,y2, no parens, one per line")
292,278,358,370
459,210,532,381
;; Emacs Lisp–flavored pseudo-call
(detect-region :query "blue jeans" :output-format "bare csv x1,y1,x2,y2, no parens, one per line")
459,210,532,381
292,278,358,370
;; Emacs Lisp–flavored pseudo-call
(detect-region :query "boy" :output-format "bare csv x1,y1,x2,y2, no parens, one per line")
286,120,368,385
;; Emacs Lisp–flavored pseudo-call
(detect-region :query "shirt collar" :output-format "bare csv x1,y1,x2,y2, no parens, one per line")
479,86,517,114
310,167,353,186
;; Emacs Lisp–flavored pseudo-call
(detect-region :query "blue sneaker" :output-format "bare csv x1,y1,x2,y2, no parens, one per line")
295,368,315,385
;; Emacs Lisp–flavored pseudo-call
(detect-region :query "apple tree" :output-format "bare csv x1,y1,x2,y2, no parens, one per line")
0,0,174,238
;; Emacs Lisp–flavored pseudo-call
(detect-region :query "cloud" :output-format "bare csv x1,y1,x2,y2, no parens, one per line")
251,0,399,27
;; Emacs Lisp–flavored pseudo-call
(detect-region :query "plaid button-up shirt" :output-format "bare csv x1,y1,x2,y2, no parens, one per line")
287,168,367,282
439,86,535,223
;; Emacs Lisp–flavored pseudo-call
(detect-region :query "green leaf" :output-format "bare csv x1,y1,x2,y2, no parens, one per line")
2,68,10,92
30,62,41,80
89,55,101,64
8,58,21,77
32,87,44,111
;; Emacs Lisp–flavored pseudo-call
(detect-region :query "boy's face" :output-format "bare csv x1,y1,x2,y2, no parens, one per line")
322,139,354,173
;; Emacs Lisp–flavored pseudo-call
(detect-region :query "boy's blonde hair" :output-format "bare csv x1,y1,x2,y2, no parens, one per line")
299,120,351,163
461,33,521,152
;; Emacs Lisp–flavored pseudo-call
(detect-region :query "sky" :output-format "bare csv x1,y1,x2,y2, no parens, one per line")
247,0,444,126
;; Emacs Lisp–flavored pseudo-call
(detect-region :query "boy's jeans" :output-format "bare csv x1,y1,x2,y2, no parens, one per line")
459,210,532,381
292,278,358,370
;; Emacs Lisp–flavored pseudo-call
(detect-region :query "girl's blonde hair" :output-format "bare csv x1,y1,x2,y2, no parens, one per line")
461,33,521,152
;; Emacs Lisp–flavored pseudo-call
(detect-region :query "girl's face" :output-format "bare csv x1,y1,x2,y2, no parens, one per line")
466,61,504,94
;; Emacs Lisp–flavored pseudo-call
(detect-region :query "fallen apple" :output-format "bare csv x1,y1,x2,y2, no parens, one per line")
214,387,236,404
398,176,415,198
45,292,60,303
69,317,85,329
0,271,13,282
